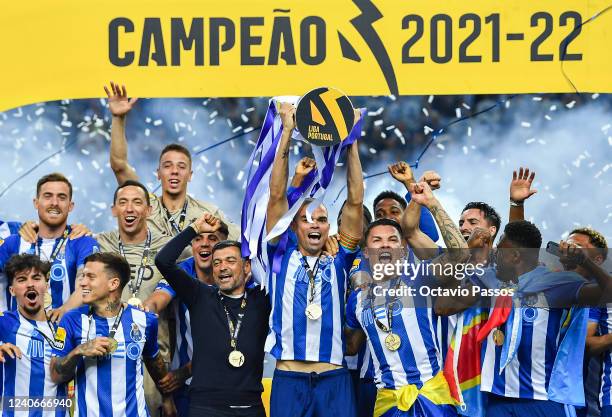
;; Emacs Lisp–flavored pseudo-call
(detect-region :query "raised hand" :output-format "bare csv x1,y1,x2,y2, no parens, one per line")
279,103,296,131
388,161,415,187
510,167,537,203
192,213,221,235
295,157,316,177
408,182,436,208
104,81,139,118
419,170,441,190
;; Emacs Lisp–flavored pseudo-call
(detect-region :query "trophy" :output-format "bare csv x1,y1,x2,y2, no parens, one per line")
295,87,355,147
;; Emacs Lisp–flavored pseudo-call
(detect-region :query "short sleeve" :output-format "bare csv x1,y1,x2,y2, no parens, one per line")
345,290,361,330
0,235,20,271
74,236,99,268
143,313,160,359
52,313,79,357
154,279,176,298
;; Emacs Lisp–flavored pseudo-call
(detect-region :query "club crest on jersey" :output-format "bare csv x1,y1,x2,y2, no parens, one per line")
50,263,67,282
0,238,4,246
130,323,143,342
126,342,141,360
350,258,361,273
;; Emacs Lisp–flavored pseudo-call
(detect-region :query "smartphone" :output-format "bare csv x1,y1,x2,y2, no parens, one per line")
546,241,561,257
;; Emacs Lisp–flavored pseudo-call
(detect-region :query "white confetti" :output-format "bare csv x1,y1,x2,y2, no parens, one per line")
436,143,445,151
566,101,576,109
428,95,434,104
236,171,244,181
374,120,383,127
153,119,163,126
422,108,429,117
455,108,461,118
424,126,433,134
592,93,599,99
521,122,531,128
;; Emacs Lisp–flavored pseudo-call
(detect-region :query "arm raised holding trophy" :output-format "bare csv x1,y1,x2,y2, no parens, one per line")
261,90,364,417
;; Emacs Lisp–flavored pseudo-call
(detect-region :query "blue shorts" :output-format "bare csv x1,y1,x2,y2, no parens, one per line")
270,368,356,417
379,394,457,417
357,379,377,417
486,394,567,417
602,405,612,417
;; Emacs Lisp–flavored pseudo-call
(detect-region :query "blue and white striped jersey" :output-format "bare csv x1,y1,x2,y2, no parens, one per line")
0,234,98,311
52,305,159,417
0,310,67,417
0,221,20,241
478,267,584,400
346,273,443,390
589,307,612,407
264,241,358,365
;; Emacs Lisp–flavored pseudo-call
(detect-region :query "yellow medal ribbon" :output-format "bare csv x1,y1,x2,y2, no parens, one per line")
373,372,457,417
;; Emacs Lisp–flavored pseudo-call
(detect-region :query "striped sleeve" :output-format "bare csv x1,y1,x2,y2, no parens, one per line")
143,313,160,359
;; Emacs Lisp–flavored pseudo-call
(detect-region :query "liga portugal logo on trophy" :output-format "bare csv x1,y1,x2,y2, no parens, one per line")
295,87,355,147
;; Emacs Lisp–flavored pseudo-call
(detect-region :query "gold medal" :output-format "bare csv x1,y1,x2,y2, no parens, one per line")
43,293,52,309
305,303,322,320
108,338,118,353
228,350,245,368
493,329,505,346
384,333,401,351
127,297,142,307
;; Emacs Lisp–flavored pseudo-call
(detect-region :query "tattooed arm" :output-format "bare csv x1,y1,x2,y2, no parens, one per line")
50,337,112,383
266,103,295,240
145,353,177,417
410,182,469,284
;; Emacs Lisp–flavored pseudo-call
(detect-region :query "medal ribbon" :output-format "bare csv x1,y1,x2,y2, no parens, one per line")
162,200,188,234
219,291,248,351
299,256,321,305
86,304,125,341
118,229,152,299
33,227,70,263
370,278,402,335
22,310,62,349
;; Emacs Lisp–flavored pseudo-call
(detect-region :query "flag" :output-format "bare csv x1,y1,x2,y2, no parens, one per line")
240,97,364,290
443,308,488,417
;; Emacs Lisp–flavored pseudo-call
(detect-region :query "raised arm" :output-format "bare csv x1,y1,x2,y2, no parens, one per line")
266,103,294,236
104,81,139,184
508,167,537,223
390,162,438,258
338,141,364,241
154,223,205,307
410,182,467,250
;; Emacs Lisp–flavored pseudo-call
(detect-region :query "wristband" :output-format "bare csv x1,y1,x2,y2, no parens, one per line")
509,200,524,207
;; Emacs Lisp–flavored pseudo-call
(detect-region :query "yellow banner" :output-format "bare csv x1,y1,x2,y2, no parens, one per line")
1,0,610,111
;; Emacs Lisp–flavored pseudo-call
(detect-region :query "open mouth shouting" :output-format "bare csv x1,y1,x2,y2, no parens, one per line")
198,249,211,260
378,251,393,264
306,231,322,245
123,215,138,228
25,289,39,306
